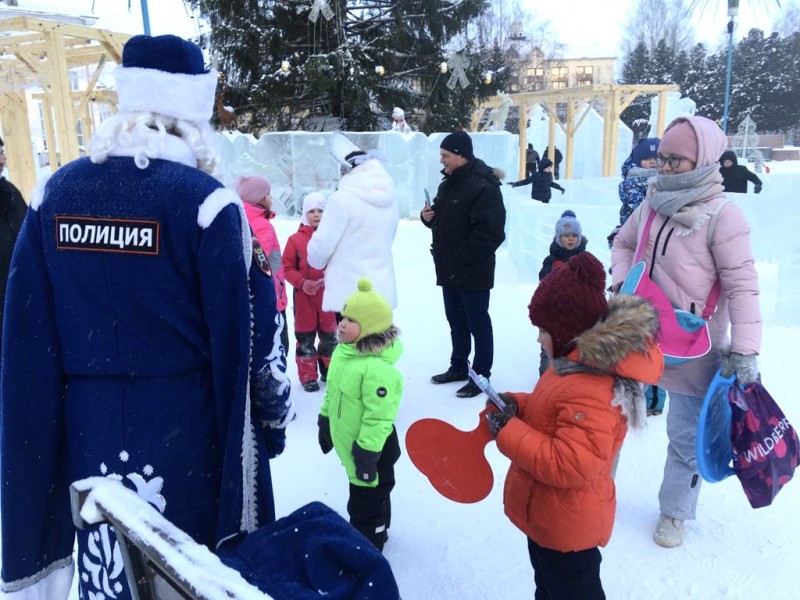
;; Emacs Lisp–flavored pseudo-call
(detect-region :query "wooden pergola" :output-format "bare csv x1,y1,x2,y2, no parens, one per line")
0,16,130,197
472,84,680,179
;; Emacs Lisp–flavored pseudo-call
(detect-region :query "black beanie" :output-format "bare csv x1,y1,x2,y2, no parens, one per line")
440,131,474,159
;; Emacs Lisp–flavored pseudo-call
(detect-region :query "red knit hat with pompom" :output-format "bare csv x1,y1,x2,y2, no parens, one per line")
528,252,608,358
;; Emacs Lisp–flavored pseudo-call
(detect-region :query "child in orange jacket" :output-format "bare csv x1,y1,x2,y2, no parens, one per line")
487,253,663,598
282,192,338,392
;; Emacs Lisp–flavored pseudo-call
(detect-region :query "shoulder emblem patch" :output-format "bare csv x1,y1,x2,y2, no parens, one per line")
252,239,272,277
376,387,388,398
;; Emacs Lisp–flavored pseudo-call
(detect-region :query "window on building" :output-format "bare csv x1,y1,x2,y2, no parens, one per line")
552,80,568,89
576,66,594,75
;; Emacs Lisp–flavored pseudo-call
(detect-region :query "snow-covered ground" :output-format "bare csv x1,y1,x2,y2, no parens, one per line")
2,163,799,599
270,210,799,600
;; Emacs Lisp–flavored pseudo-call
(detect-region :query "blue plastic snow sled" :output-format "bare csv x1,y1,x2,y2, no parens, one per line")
696,368,737,482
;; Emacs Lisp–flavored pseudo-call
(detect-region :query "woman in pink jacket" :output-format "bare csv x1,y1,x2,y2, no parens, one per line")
237,175,289,352
611,116,762,549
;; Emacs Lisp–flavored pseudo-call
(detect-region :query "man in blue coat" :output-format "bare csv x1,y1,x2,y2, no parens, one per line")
0,35,291,599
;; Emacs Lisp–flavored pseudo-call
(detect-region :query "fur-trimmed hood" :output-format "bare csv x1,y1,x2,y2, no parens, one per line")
552,295,663,430
574,295,659,372
352,325,401,356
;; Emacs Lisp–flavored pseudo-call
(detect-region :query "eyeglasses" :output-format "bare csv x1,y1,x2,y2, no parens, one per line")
656,154,691,169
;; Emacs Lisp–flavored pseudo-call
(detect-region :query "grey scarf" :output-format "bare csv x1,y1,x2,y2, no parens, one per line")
648,164,723,217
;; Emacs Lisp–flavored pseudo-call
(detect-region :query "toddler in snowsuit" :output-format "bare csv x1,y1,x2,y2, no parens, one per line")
486,253,663,599
719,150,762,194
611,137,667,415
317,278,403,552
511,157,564,203
282,192,338,392
537,210,587,376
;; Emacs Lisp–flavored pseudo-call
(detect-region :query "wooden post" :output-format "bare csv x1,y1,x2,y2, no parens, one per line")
41,96,59,171
547,109,556,162
655,90,669,136
44,30,80,165
564,100,575,180
518,102,529,179
0,92,37,199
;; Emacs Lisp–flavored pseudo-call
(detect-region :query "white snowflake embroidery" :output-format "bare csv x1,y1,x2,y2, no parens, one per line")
81,452,166,599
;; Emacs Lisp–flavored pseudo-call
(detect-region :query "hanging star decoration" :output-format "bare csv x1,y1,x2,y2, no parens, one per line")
446,53,470,90
309,0,334,23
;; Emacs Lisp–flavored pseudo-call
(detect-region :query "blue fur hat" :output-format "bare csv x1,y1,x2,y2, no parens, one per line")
631,137,661,166
113,35,218,123
555,210,581,246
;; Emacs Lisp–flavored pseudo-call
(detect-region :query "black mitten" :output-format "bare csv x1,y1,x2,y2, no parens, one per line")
352,441,381,483
486,394,518,438
261,427,286,459
754,184,762,194
317,414,333,454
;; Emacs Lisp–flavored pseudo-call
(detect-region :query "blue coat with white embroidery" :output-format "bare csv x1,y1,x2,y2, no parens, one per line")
0,155,289,598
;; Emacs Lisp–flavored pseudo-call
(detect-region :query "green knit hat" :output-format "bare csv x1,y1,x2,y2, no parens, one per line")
341,278,393,340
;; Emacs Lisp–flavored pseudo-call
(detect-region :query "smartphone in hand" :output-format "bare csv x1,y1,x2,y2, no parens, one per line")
424,188,431,208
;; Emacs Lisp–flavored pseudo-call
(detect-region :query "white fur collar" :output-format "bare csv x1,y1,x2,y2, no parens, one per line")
106,134,197,168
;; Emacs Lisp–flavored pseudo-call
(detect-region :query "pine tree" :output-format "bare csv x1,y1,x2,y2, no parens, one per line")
619,42,653,135
185,0,499,133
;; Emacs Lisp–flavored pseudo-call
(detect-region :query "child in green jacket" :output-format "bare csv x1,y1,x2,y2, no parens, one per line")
317,278,403,552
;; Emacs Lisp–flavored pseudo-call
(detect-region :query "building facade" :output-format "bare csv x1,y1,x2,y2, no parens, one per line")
508,47,616,93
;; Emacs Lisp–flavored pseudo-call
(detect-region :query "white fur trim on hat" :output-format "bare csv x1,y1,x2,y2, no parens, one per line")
114,66,218,123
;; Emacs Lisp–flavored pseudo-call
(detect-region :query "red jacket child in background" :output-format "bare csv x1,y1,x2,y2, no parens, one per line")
282,192,338,392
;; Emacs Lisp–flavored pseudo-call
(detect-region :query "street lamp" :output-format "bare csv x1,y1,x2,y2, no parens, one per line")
140,0,151,35
721,0,739,134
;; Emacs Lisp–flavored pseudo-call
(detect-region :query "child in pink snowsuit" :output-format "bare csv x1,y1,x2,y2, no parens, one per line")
237,175,289,352
282,192,338,392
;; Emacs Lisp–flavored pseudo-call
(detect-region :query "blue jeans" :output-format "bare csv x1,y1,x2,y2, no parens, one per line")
441,286,493,378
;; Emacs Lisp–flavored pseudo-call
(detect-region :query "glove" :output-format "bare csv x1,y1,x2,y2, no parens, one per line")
313,279,325,292
511,182,520,188
754,184,762,194
485,393,518,438
721,352,759,386
560,188,565,195
352,441,381,483
317,414,333,454
302,279,319,295
260,427,286,459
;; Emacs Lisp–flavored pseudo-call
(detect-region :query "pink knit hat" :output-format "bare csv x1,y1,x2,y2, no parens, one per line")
235,175,271,204
658,119,698,164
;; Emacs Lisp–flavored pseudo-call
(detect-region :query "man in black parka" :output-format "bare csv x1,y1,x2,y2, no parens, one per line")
0,138,28,351
420,131,506,397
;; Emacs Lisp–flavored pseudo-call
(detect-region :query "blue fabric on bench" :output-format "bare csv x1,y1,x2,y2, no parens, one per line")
218,501,400,600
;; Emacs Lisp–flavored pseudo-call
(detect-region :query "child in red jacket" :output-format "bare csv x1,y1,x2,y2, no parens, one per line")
282,192,338,392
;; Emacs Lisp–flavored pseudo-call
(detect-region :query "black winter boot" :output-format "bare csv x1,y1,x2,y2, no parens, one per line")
431,369,468,384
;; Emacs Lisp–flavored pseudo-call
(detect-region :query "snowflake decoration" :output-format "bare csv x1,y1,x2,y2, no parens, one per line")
143,464,154,476
100,462,108,475
119,450,129,462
